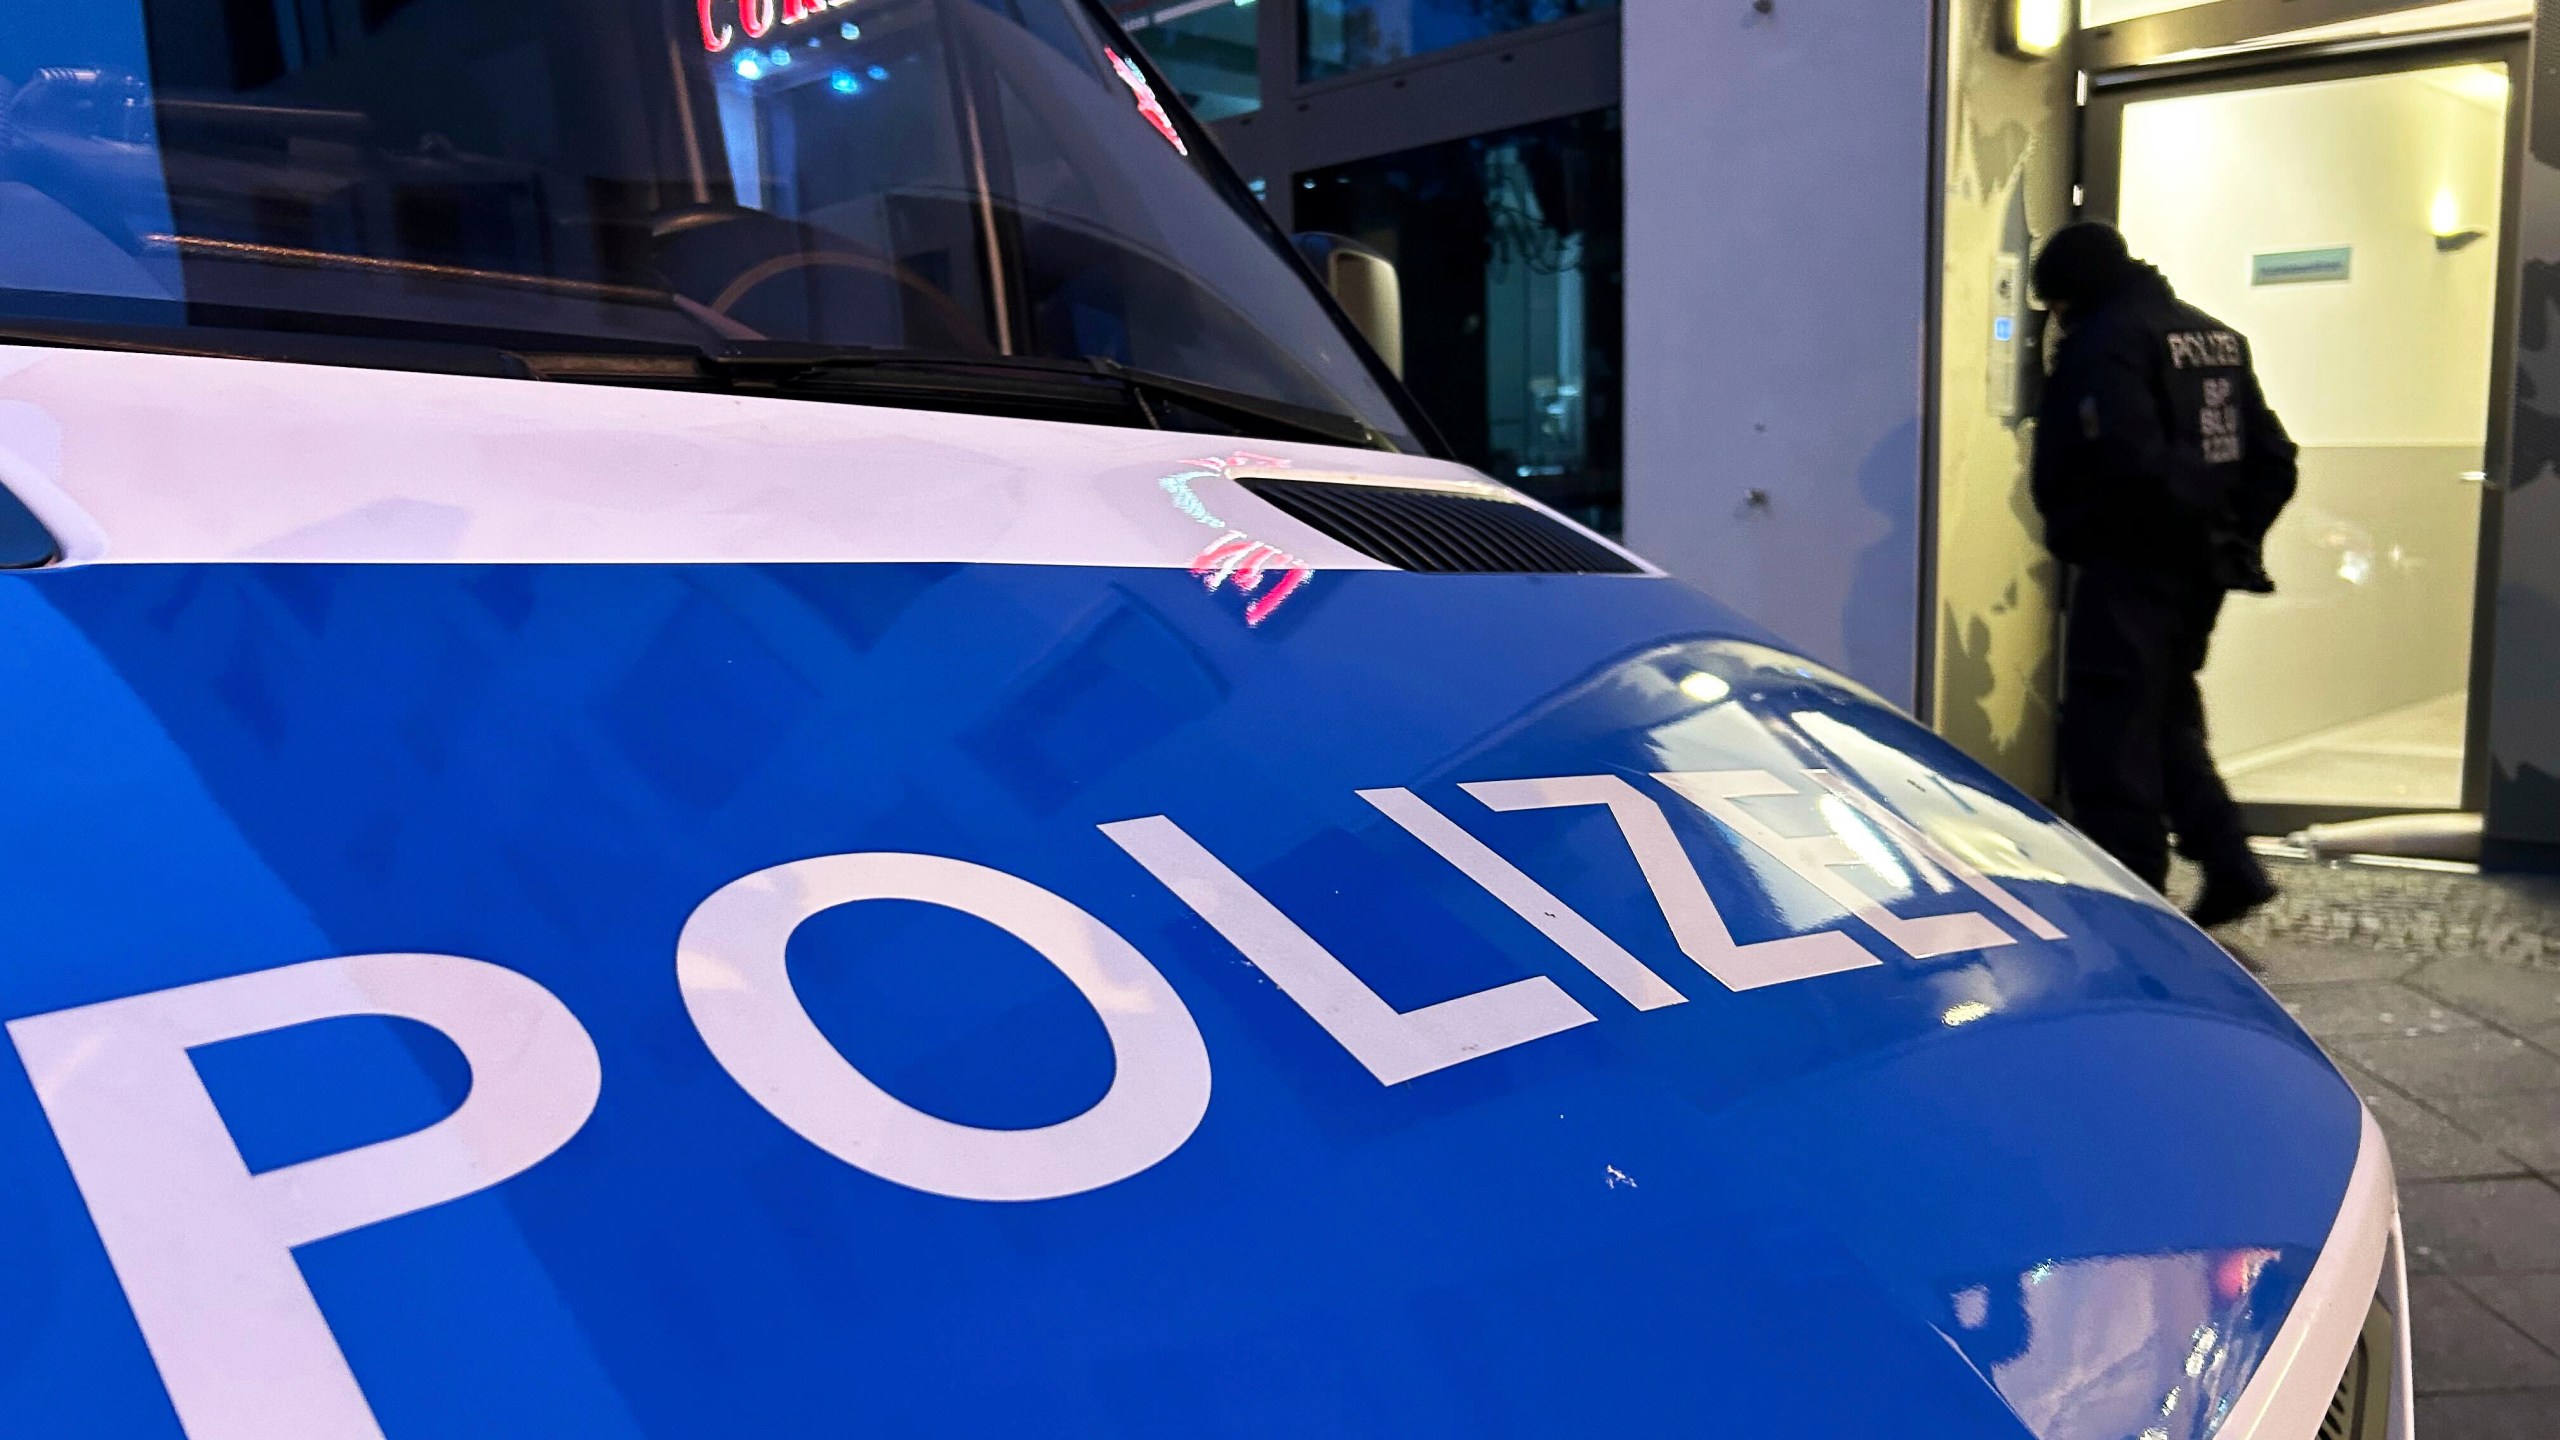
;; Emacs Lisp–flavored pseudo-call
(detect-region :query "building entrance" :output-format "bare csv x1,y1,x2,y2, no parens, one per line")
2085,42,2520,822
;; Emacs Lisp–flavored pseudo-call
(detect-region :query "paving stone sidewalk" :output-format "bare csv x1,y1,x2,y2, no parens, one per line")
2193,858,2560,1437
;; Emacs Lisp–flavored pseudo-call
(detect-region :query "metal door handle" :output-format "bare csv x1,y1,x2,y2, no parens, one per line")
2457,471,2501,491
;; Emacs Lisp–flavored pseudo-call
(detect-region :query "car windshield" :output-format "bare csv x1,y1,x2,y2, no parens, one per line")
0,0,1423,449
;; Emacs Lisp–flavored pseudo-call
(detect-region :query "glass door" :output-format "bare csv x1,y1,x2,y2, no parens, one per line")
2089,46,2517,817
1293,111,1624,533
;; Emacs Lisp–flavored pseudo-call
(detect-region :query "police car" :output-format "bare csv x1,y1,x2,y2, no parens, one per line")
0,0,2408,1436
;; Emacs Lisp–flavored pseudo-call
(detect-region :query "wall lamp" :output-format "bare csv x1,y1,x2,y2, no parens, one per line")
2002,0,2069,58
2432,188,2488,252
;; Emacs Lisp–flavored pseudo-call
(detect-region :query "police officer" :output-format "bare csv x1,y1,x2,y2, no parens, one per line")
2030,221,2297,928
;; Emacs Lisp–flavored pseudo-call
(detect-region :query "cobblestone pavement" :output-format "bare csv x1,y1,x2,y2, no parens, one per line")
2183,857,2560,1437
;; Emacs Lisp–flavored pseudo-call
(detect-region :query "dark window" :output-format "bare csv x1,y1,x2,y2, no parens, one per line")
1296,109,1621,532
1300,0,1609,80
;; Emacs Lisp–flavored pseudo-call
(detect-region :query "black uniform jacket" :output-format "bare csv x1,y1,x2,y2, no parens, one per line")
2031,267,2299,591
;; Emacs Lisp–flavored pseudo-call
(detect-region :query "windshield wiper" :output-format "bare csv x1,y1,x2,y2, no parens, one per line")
0,309,539,378
514,347,1390,451
1091,358,1387,452
0,307,1392,452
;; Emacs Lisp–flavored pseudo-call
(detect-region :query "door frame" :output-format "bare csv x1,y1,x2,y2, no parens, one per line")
2079,31,2529,834
2078,0,2523,72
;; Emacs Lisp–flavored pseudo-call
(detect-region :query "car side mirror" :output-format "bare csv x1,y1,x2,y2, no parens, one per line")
1293,232,1404,378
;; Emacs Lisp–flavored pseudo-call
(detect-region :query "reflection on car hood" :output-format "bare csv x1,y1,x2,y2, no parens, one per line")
0,558,2358,1438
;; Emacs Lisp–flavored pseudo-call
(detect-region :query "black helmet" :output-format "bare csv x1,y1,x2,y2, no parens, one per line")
2032,221,2140,308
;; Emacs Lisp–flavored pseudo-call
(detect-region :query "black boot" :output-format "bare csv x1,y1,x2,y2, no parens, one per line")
2188,864,2277,930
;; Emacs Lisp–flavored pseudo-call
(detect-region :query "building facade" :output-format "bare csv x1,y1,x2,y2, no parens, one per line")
1121,0,2560,868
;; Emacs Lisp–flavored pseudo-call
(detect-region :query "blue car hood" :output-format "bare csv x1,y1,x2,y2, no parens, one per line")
0,560,2359,1439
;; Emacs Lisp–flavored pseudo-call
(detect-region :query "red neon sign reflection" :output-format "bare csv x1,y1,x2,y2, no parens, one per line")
702,0,853,52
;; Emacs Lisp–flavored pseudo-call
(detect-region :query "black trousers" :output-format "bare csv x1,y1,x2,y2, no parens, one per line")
2058,564,2260,892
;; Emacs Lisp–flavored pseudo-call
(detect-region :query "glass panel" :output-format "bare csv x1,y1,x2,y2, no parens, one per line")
1295,109,1622,531
2115,62,2508,809
1300,0,1611,80
0,0,1413,447
1112,0,1258,120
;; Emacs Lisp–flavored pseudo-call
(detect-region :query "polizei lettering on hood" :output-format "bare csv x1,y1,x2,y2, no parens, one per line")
7,766,2065,1440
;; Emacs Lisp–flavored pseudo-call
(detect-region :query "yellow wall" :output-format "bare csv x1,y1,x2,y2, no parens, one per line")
2121,67,2507,447
1931,0,2078,796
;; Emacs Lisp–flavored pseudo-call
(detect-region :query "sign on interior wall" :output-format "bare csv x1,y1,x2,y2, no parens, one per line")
2252,246,2354,286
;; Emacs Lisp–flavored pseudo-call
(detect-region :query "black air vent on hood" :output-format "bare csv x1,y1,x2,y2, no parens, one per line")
1236,476,1640,575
